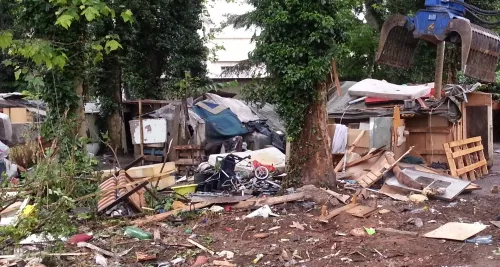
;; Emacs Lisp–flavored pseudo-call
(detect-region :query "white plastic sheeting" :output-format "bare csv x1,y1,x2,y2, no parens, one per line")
208,147,286,174
205,93,259,123
348,79,432,100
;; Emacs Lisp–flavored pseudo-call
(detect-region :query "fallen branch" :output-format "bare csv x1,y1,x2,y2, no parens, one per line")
132,202,212,226
187,238,215,255
376,228,418,237
77,242,116,257
77,242,133,258
231,192,307,209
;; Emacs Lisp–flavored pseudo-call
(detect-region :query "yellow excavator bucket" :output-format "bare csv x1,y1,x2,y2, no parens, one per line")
377,15,500,83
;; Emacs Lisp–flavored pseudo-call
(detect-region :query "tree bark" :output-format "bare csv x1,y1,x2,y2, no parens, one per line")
288,81,335,187
106,65,123,153
74,79,88,139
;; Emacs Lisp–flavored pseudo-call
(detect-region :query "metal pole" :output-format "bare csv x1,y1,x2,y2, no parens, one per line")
434,41,445,100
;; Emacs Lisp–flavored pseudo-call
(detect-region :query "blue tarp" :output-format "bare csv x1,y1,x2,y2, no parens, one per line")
193,101,248,140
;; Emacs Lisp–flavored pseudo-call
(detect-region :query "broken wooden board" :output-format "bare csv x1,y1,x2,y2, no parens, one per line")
490,221,500,229
345,205,378,218
423,222,486,241
377,185,410,201
317,203,360,223
321,188,350,204
443,136,488,181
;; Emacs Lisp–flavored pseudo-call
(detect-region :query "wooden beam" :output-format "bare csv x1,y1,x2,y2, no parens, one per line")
447,136,482,148
335,130,365,172
139,99,144,166
451,145,484,159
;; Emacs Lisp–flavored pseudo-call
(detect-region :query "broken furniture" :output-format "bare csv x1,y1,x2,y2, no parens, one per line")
175,145,203,176
443,136,488,181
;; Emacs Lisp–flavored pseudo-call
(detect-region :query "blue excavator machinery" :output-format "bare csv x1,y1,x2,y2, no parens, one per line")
377,0,500,84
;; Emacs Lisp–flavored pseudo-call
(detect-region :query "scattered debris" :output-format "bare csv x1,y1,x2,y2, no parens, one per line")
193,256,208,266
212,260,237,267
254,233,271,239
290,221,305,231
187,239,215,255
492,186,499,194
246,205,279,218
376,228,419,237
409,194,428,203
135,251,157,262
350,228,366,237
465,235,493,245
253,254,264,264
365,228,376,235
217,251,235,260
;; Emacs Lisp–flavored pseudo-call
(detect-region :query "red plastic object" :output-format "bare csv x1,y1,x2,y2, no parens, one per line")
251,160,276,173
224,206,231,212
68,233,92,244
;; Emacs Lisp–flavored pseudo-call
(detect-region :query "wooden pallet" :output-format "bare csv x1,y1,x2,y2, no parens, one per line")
356,153,391,188
443,136,488,181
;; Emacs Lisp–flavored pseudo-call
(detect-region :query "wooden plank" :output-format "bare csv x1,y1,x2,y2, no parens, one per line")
317,203,360,222
443,143,459,178
335,130,365,172
332,59,342,96
447,136,482,148
461,144,476,180
476,141,489,175
376,228,418,237
456,160,488,176
345,205,378,218
348,129,369,148
465,92,492,107
408,127,450,134
9,108,29,123
139,99,144,166
167,105,181,161
452,145,468,180
450,145,484,159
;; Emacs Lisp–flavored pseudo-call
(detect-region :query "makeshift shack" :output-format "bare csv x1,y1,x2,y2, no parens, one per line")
328,80,493,170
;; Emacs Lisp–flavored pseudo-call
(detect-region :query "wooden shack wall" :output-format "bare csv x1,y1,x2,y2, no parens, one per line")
404,116,456,165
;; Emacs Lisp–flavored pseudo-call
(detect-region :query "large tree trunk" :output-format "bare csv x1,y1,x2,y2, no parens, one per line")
288,82,335,187
106,65,123,154
74,79,88,139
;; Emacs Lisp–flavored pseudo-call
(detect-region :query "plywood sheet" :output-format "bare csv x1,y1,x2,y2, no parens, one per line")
348,79,432,100
100,162,176,178
129,118,168,144
423,222,486,241
345,205,378,218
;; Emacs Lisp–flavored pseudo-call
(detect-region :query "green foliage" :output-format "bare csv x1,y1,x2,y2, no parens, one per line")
0,134,99,246
243,0,356,139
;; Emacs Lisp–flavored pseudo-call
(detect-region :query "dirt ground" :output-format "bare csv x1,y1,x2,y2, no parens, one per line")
12,147,500,267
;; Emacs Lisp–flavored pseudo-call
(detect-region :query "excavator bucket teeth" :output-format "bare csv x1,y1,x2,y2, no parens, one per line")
376,14,419,69
447,19,500,83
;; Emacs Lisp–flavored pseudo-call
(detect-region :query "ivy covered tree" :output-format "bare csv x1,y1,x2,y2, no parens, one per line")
240,0,360,186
